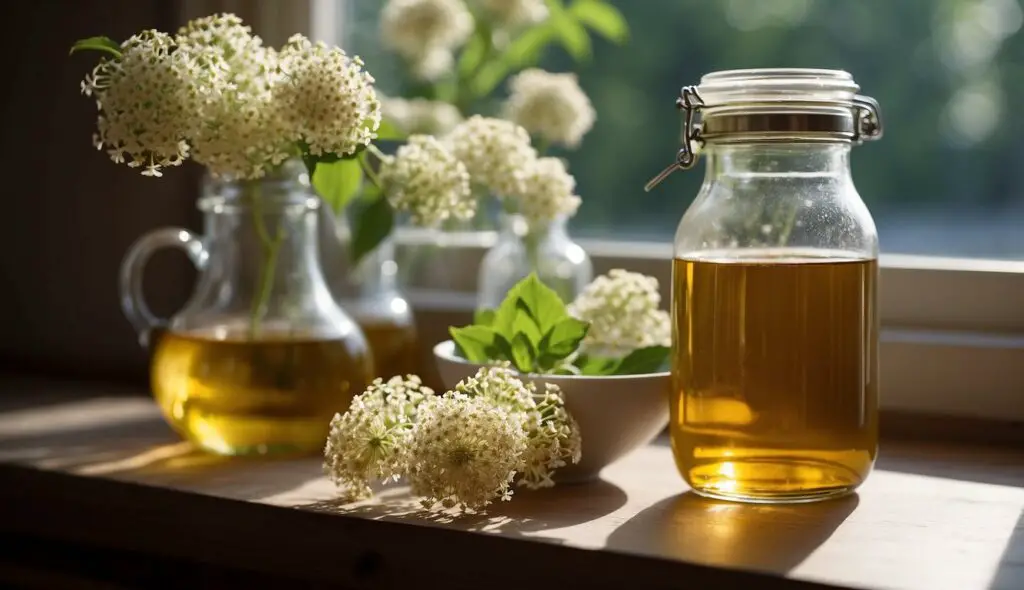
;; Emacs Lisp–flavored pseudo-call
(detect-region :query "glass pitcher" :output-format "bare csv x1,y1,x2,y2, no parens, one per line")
120,160,373,457
477,212,593,309
647,69,883,503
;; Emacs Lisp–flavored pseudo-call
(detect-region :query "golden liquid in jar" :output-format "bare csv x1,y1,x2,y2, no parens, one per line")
671,255,878,502
354,315,420,379
151,329,373,456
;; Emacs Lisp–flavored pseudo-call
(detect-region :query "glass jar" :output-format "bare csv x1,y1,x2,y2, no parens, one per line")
647,69,884,503
477,213,593,309
120,160,373,457
325,208,419,380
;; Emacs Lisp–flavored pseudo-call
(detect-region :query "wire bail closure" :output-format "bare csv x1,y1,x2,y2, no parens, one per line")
644,82,884,192
644,86,704,192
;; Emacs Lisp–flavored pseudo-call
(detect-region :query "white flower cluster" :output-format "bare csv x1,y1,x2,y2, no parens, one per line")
79,14,381,179
569,269,672,356
504,69,596,149
443,116,584,224
380,0,473,81
408,392,526,510
379,135,474,226
512,157,582,226
445,115,537,198
81,30,199,176
382,96,464,136
324,375,433,499
276,34,381,158
177,14,291,179
454,365,581,489
322,366,581,511
476,0,550,28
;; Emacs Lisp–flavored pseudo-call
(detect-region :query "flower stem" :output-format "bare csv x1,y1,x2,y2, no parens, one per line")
522,225,543,273
248,184,285,339
360,148,384,188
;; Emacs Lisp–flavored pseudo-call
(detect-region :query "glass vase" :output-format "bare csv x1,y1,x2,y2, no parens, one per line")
324,208,419,380
477,213,593,309
119,160,373,457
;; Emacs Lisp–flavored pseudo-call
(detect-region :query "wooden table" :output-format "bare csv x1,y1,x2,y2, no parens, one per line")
0,387,1021,590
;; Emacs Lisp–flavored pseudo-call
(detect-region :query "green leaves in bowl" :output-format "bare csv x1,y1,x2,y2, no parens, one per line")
450,273,669,376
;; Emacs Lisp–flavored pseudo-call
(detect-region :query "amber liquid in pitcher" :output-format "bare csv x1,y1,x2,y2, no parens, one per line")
671,254,878,502
354,315,420,379
151,329,373,456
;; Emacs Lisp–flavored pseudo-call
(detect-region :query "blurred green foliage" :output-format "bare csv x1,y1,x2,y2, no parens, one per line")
349,0,1024,243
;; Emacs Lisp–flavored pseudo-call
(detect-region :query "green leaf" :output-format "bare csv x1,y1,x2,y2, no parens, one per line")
503,27,556,69
70,36,121,58
510,332,537,373
569,0,629,44
458,26,490,77
312,158,363,214
451,325,502,363
512,306,543,350
539,317,589,360
551,10,591,61
491,281,525,339
576,355,621,376
471,59,512,99
350,195,394,266
473,309,496,327
515,273,569,335
611,346,671,375
376,119,405,140
299,144,364,177
359,181,383,204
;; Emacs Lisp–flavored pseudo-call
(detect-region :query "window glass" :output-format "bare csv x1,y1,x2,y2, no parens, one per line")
344,0,1024,260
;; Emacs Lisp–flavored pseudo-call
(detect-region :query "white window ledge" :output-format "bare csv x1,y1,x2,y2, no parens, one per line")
395,229,1024,424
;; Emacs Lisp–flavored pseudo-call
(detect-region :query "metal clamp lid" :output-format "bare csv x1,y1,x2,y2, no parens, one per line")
644,78,884,192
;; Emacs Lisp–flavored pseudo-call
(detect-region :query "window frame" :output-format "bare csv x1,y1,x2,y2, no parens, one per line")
298,0,1024,424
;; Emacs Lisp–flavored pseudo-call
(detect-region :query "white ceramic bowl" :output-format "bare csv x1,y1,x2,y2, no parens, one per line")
433,340,670,483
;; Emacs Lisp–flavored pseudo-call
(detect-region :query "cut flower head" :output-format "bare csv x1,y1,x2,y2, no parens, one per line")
322,365,581,512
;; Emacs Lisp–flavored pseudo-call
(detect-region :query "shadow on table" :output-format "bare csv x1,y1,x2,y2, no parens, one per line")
301,477,629,541
606,491,858,575
991,509,1024,590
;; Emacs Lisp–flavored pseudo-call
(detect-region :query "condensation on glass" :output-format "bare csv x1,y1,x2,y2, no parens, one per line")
647,69,884,503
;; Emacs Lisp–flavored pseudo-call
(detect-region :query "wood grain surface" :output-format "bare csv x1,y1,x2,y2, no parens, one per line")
0,390,1021,590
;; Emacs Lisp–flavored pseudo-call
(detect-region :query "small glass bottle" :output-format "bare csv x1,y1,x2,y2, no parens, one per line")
646,69,883,503
477,212,593,309
324,209,419,380
120,160,373,456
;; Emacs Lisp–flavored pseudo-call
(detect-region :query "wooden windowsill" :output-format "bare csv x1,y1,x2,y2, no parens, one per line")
0,382,1021,590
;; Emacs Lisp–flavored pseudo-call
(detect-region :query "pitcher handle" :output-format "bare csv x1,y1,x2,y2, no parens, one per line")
119,228,208,348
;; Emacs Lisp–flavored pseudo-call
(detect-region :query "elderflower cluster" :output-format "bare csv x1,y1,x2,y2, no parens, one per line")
381,96,464,136
407,392,527,510
509,157,582,225
456,366,580,489
380,0,474,81
475,0,549,28
81,30,200,176
504,69,596,149
275,34,381,158
322,366,582,512
379,135,474,226
177,14,290,179
323,376,433,499
569,269,672,356
445,116,538,198
78,14,383,181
